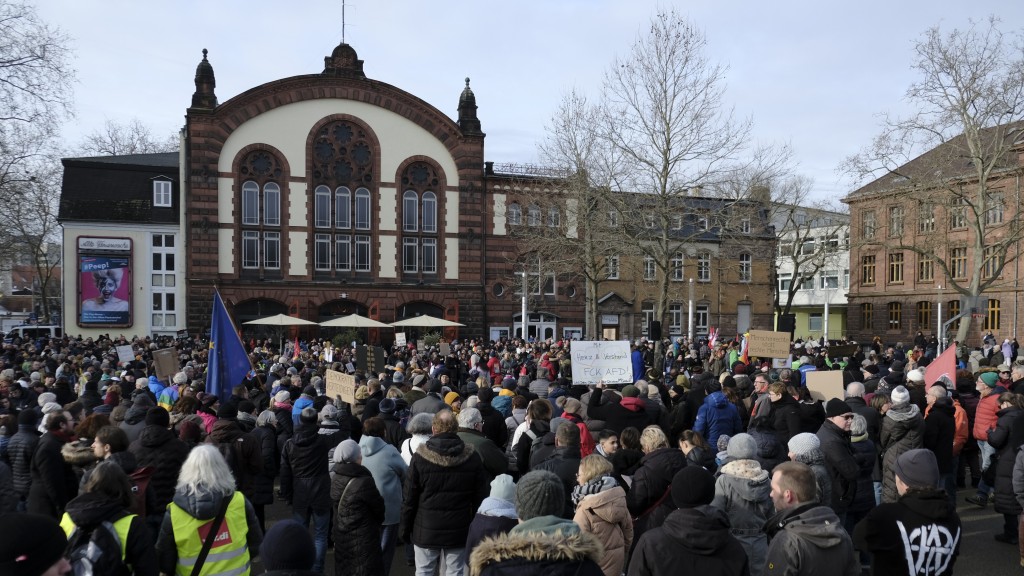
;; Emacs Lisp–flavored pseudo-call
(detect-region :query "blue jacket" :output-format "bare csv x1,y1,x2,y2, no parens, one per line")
359,435,408,525
147,375,166,398
632,350,645,383
694,391,743,448
292,394,315,425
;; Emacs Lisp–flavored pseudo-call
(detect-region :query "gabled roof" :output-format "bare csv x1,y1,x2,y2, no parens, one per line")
598,291,633,306
843,122,1024,201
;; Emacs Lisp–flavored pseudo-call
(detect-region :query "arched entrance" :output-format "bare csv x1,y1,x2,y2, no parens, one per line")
234,298,289,343
318,299,371,344
396,301,445,343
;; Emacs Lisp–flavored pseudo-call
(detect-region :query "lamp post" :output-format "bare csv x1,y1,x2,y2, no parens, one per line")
687,278,695,341
520,271,528,341
937,285,944,350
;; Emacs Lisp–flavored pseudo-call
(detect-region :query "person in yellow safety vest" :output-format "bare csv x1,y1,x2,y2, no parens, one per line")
156,444,263,576
60,460,159,576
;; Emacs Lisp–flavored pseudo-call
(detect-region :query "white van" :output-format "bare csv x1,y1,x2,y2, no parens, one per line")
6,325,62,341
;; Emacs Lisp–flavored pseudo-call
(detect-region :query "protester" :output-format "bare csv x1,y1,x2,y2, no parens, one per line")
27,412,78,518
572,454,632,576
627,426,687,548
359,418,409,576
465,474,519,556
711,432,772,570
0,513,72,576
260,519,319,576
880,386,925,503
332,439,387,576
280,406,333,573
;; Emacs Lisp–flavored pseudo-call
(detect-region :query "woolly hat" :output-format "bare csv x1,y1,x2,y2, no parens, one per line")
302,385,316,397
980,372,999,387
36,391,55,407
216,403,238,420
863,364,880,375
445,392,462,406
716,434,731,453
515,470,564,520
502,376,517,390
894,448,940,489
906,369,925,384
825,398,853,418
560,396,582,415
40,401,62,415
354,385,370,401
274,390,291,404
788,432,820,455
425,378,442,393
477,387,494,403
727,433,758,460
145,407,170,428
260,519,315,572
671,466,716,509
490,473,516,503
299,406,318,425
411,373,427,388
392,372,405,383
890,385,911,407
334,439,361,464
319,403,338,421
0,513,68,576
890,360,906,373
621,385,640,397
379,398,397,414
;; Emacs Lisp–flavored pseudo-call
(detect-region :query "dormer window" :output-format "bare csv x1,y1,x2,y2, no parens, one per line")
153,180,172,207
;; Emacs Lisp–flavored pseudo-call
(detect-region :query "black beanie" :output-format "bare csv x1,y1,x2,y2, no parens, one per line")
17,409,38,427
671,466,716,509
145,407,170,428
217,403,238,420
0,513,68,576
260,519,315,571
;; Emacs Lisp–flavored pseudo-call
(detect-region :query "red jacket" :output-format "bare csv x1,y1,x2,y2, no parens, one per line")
973,387,1006,442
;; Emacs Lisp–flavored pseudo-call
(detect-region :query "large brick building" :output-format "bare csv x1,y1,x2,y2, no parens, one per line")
59,41,775,341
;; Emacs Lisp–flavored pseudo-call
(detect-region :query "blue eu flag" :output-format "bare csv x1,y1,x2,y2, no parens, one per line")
208,291,250,402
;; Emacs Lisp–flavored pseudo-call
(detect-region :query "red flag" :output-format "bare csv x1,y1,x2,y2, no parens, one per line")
924,345,957,390
292,336,300,360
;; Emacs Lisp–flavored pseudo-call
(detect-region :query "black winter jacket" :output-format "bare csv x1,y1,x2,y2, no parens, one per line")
769,395,802,446
208,419,264,501
331,462,386,576
628,505,750,576
988,406,1024,515
7,425,39,499
587,389,653,434
128,424,190,510
280,422,332,512
853,488,960,576
400,432,489,548
27,431,78,518
532,445,582,518
250,423,279,506
816,419,859,513
924,400,956,474
627,447,688,546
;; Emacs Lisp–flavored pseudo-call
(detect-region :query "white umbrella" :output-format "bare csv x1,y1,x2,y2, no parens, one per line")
243,314,317,326
319,314,393,329
389,315,465,328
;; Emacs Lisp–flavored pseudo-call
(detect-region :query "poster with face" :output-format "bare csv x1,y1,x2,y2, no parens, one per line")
80,255,132,326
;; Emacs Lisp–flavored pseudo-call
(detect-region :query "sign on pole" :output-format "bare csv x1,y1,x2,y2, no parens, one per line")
152,348,178,381
395,332,407,347
746,330,792,359
569,340,632,385
115,345,135,364
325,369,357,405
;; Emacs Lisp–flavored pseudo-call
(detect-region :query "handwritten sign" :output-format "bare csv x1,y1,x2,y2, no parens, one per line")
152,348,178,381
747,330,792,359
116,345,135,364
805,370,844,404
325,369,357,405
395,332,406,347
569,340,632,385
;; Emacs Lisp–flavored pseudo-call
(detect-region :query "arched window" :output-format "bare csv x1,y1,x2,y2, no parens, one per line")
401,162,442,276
548,207,560,228
508,202,522,226
237,150,284,272
528,204,541,226
309,120,375,276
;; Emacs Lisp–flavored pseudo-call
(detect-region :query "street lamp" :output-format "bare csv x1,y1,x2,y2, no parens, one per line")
687,278,695,341
520,271,528,341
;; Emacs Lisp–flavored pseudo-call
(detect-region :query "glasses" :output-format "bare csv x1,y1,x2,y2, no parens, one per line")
842,414,854,420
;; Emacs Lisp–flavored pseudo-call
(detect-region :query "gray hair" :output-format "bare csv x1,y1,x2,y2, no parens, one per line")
406,412,434,435
176,444,236,499
457,407,483,429
256,409,278,427
850,413,868,437
846,382,865,398
927,385,948,399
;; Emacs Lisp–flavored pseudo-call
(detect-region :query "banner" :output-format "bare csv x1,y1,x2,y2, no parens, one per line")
746,330,792,359
79,255,132,326
569,340,632,385
208,291,251,401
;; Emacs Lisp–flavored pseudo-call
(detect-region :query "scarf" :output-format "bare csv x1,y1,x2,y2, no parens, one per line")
571,474,618,506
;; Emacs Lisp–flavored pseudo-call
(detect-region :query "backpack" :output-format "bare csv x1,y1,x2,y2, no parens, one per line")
505,422,536,474
66,520,126,576
128,466,154,518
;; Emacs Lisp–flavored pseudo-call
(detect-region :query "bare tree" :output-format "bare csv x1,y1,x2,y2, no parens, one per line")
0,0,74,203
0,155,62,322
598,10,753,351
76,118,179,156
842,17,1024,344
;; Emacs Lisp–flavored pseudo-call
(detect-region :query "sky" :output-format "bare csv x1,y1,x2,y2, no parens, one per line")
36,0,1024,202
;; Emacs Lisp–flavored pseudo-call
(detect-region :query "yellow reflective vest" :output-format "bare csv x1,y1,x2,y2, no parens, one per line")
59,512,134,564
169,491,250,576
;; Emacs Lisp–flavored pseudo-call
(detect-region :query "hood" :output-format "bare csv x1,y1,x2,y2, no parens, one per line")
619,396,646,412
62,440,98,467
208,419,245,443
416,432,474,467
706,390,729,409
359,434,389,457
172,485,230,520
899,488,956,520
661,505,734,554
477,496,518,519
718,461,771,502
720,458,769,482
779,505,849,549
65,491,124,528
470,518,602,574
887,402,921,422
107,450,138,475
123,403,148,425
139,424,176,448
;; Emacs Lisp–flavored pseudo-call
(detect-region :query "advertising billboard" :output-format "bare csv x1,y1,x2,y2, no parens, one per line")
79,254,132,326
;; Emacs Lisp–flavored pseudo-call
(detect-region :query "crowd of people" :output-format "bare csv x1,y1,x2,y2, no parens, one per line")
0,328,1017,575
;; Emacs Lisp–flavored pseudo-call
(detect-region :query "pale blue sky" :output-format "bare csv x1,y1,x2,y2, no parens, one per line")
40,0,1024,199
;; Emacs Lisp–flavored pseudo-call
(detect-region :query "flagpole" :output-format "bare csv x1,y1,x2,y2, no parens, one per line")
212,287,259,388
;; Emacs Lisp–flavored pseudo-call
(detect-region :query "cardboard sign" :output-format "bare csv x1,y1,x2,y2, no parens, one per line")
356,345,385,374
325,369,357,405
772,356,792,369
825,344,859,358
116,345,135,364
395,332,407,347
417,339,425,351
569,340,632,385
747,330,792,359
152,348,178,381
439,343,451,357
805,370,845,403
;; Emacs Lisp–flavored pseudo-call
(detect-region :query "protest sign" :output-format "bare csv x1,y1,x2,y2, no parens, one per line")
153,348,178,381
805,370,845,403
439,343,451,357
747,330,792,359
395,332,406,347
116,345,135,364
326,369,357,405
569,340,632,385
